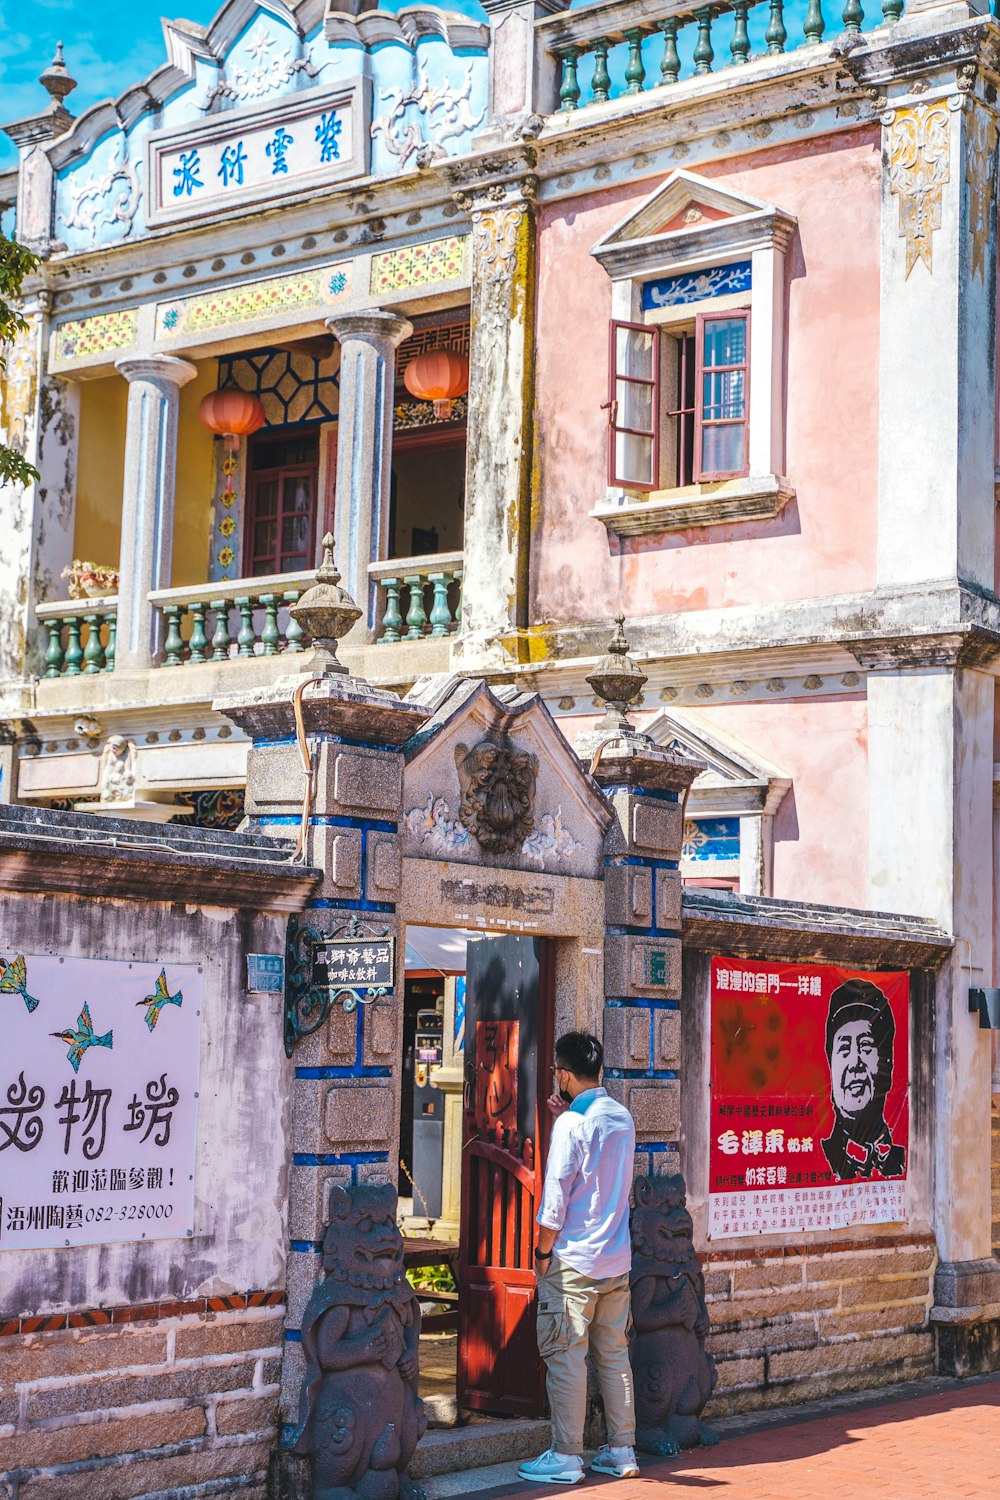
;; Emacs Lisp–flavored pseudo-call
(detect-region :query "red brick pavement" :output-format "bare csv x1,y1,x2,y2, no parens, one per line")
472,1378,1000,1500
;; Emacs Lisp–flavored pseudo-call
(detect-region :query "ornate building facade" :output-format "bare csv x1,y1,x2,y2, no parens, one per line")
1,0,1000,1488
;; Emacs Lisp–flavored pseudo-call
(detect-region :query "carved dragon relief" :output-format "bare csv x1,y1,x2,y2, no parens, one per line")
371,62,486,168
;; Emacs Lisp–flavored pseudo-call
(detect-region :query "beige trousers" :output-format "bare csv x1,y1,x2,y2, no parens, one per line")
535,1255,636,1456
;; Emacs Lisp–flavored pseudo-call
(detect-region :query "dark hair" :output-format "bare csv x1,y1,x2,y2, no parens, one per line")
824,979,895,1098
555,1031,603,1080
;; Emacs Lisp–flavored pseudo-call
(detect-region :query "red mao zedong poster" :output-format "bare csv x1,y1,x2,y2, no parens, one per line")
708,957,909,1239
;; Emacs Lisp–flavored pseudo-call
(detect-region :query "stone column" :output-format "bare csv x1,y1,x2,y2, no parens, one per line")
452,173,538,671
862,638,1000,1373
326,312,412,639
0,292,79,686
113,356,197,672
215,543,429,1439
481,0,568,121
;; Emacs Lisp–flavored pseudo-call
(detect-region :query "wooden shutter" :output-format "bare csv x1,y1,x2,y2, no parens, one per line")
606,320,660,491
694,310,750,482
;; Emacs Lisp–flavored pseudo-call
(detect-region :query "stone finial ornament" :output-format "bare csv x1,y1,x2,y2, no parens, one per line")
586,612,649,741
39,43,77,112
291,1183,427,1500
289,533,363,676
629,1175,719,1454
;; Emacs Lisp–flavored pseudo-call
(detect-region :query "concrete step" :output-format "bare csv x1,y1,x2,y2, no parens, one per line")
411,1416,552,1481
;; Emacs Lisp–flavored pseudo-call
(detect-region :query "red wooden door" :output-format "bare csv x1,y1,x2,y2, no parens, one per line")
457,936,553,1417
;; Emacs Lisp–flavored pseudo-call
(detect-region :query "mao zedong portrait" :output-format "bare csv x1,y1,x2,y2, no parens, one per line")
820,979,906,1181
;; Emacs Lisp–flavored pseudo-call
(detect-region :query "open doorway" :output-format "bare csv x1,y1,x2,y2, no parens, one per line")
397,925,554,1428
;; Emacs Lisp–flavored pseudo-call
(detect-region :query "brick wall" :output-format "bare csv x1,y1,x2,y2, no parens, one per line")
703,1234,936,1415
0,1302,283,1499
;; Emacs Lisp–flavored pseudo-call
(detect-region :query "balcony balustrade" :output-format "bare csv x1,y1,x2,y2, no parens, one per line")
147,574,312,666
537,0,903,112
368,553,464,643
38,598,118,678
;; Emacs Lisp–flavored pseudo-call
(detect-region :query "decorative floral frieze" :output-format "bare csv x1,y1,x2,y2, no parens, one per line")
370,62,486,168
54,307,139,363
885,102,951,277
155,264,351,340
643,260,752,311
59,147,141,241
1,321,36,450
404,794,582,866
394,395,468,431
204,24,316,107
472,206,524,283
965,103,998,282
369,235,469,295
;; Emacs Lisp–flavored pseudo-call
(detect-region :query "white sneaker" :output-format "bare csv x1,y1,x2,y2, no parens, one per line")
517,1448,585,1485
591,1444,640,1478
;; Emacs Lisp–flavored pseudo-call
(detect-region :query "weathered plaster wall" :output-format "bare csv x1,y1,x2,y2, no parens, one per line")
74,376,127,568
531,127,881,624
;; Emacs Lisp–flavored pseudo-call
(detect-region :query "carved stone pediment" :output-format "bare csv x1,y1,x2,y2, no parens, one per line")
401,679,611,877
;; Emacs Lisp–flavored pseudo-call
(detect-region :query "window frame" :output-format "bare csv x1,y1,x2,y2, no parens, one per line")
244,428,320,578
693,308,751,484
607,319,661,492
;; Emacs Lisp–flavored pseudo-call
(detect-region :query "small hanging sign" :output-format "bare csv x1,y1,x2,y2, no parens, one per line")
311,936,395,993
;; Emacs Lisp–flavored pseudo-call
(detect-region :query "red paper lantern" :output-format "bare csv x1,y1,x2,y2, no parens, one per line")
198,387,267,449
403,349,469,420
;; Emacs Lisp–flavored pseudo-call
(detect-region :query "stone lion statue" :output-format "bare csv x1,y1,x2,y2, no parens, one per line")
629,1174,719,1455
454,738,538,854
291,1183,427,1500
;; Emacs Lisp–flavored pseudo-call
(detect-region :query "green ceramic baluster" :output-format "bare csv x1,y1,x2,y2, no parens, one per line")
283,590,304,651
210,599,232,660
260,594,280,655
661,20,681,83
624,29,646,93
455,574,463,629
381,580,402,643
804,0,825,43
188,601,208,663
44,618,64,678
841,0,863,33
693,9,715,74
731,2,751,60
105,614,116,673
559,49,581,111
592,41,611,103
236,597,256,657
881,0,902,21
765,0,787,53
82,612,104,673
64,617,83,676
162,605,184,666
429,574,451,638
404,576,427,639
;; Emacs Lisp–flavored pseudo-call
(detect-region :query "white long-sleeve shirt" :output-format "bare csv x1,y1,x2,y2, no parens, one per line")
536,1086,636,1278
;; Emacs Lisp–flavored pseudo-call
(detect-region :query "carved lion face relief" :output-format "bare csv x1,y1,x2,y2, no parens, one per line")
454,738,538,854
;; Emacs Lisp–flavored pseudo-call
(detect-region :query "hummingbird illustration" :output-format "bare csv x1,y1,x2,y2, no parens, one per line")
137,968,183,1032
51,1002,113,1072
0,954,40,1013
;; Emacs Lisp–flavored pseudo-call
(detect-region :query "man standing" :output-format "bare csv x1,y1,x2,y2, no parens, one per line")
517,1031,639,1487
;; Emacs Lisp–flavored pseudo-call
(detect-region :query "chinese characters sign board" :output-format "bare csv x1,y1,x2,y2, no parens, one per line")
0,952,202,1250
146,81,369,228
709,957,909,1239
311,936,395,993
475,1019,519,1136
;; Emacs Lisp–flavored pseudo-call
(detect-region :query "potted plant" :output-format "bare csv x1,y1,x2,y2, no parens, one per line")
61,560,119,600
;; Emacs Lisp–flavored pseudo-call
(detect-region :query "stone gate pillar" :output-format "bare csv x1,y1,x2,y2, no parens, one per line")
577,618,703,1183
215,536,428,1445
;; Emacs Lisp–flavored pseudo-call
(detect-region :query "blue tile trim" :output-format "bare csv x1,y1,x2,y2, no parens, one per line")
257,814,398,832
284,1329,302,1342
307,897,395,913
295,1065,392,1079
605,1068,679,1080
292,1151,390,1166
289,1240,324,1254
647,1141,679,1153
605,924,682,940
603,856,679,871
251,733,381,749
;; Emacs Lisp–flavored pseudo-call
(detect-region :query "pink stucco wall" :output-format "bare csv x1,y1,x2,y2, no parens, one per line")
531,127,882,625
697,696,869,910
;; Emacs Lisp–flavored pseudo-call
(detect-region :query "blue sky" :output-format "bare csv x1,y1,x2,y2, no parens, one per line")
0,0,488,170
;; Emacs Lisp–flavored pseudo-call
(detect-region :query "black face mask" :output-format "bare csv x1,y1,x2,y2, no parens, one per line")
559,1087,573,1105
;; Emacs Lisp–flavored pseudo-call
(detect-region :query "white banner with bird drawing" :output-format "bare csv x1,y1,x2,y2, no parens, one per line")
0,952,202,1249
